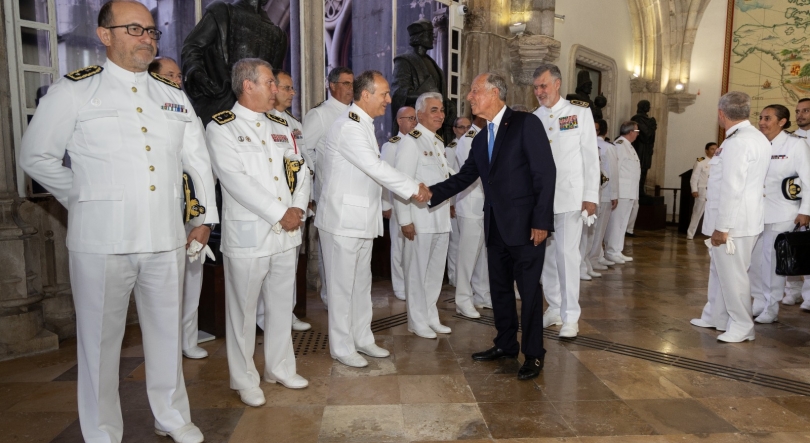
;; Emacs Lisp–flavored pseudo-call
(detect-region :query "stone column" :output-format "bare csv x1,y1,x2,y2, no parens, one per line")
0,7,58,360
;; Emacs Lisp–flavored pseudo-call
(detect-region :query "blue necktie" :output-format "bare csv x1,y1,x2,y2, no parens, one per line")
488,122,495,161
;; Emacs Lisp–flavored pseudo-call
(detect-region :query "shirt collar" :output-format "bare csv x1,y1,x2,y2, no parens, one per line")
772,130,788,145
726,120,750,136
232,101,266,121
349,103,373,124
546,96,565,112
328,95,351,109
487,106,507,129
104,59,148,83
414,122,435,138
398,132,407,138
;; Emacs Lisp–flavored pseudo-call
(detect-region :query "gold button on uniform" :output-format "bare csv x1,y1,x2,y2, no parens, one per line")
262,140,266,145
150,185,156,191
268,158,273,162
145,145,151,151
136,107,142,113
131,87,137,93
141,127,147,133
149,165,155,171
274,176,279,181
256,122,261,127
278,197,282,201
549,127,553,131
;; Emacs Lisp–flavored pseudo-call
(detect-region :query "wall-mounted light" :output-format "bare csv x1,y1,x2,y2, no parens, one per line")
675,83,684,91
509,22,526,36
632,72,639,79
554,14,565,22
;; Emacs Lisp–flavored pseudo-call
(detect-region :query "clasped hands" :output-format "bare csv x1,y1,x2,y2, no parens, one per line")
411,183,432,203
280,207,305,231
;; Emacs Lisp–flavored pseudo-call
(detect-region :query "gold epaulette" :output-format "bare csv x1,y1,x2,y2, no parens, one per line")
349,112,360,122
388,136,401,143
149,71,180,89
435,133,444,143
465,129,477,138
285,109,300,123
697,156,706,162
789,131,807,139
212,110,236,125
447,141,457,148
615,139,624,144
65,65,103,81
570,100,590,108
266,112,288,126
408,129,422,139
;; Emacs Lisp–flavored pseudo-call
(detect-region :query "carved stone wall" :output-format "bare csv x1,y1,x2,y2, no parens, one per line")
568,44,619,132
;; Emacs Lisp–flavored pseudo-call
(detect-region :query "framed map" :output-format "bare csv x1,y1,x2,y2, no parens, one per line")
723,0,810,125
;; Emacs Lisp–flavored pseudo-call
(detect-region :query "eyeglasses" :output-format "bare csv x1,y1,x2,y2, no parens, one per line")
332,81,353,88
454,125,471,130
106,24,162,40
398,116,416,122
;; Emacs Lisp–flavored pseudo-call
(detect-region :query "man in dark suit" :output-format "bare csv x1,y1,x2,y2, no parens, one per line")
428,72,556,380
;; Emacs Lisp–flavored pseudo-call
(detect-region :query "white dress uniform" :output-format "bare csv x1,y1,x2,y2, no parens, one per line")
303,95,350,308
749,131,810,321
686,156,711,239
381,133,408,300
785,127,810,306
697,120,770,341
19,60,219,443
589,138,619,266
626,199,640,235
454,125,492,309
206,102,311,391
604,136,641,259
445,138,461,285
535,99,600,327
580,141,611,277
315,104,420,358
394,124,453,334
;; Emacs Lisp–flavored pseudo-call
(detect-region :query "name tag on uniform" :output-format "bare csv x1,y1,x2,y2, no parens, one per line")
772,155,788,159
559,115,578,131
272,134,289,143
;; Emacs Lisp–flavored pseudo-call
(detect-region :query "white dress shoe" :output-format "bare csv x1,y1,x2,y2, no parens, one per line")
754,312,778,324
292,316,311,331
182,346,208,359
430,323,452,334
580,273,592,281
474,302,493,310
237,387,266,407
598,258,616,266
592,263,608,271
456,303,481,319
782,294,801,305
559,323,579,338
408,327,437,339
155,423,204,443
689,318,714,328
587,270,602,278
543,312,562,328
752,306,764,317
604,254,626,264
394,292,406,301
620,254,633,262
801,300,810,311
266,373,308,389
356,343,390,358
717,332,754,343
336,352,369,368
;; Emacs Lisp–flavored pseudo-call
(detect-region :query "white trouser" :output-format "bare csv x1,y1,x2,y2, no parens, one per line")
750,220,795,318
541,211,583,324
579,216,596,275
182,225,203,351
390,209,405,298
605,198,634,256
403,232,450,331
224,250,296,391
317,229,328,307
626,199,639,234
320,231,375,358
698,251,721,327
454,216,491,306
786,276,810,299
588,201,613,264
447,217,459,285
69,248,189,443
706,235,757,338
686,195,706,239
256,243,301,329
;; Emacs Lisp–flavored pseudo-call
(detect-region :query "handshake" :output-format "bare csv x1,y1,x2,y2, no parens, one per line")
411,183,432,203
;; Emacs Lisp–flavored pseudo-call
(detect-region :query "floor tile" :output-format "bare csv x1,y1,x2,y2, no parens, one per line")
477,401,573,439
401,403,490,441
229,406,320,443
319,404,406,442
0,411,78,443
399,375,475,404
596,369,691,400
327,374,400,405
698,397,810,433
8,381,78,412
553,400,656,436
465,374,547,402
624,398,738,434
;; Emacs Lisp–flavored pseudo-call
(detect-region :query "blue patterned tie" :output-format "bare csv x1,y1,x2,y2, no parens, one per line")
488,122,495,161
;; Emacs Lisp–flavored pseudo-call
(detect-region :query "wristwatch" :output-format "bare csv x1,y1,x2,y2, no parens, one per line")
205,223,217,231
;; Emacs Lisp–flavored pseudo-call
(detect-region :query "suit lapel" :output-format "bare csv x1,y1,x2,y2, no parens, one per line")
488,107,513,172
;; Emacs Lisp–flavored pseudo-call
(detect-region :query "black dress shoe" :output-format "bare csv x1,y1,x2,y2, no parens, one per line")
472,346,518,361
517,357,544,380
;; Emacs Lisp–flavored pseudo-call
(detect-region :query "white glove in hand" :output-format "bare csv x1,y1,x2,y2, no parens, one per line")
272,222,300,237
704,236,736,255
581,210,597,227
187,240,216,264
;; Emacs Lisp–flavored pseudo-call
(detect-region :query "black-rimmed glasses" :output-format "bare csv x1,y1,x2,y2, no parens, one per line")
106,24,162,40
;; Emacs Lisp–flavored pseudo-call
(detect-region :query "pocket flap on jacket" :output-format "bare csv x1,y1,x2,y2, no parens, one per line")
343,194,370,208
78,109,119,121
77,186,124,202
163,111,193,122
224,207,259,221
234,144,263,153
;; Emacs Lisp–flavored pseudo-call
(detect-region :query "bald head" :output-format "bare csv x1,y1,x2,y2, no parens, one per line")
396,106,417,134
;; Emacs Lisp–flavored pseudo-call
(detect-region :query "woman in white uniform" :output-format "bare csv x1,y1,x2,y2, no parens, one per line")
750,104,810,324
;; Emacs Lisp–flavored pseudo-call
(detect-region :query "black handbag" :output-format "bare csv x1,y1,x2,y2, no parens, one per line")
775,225,810,276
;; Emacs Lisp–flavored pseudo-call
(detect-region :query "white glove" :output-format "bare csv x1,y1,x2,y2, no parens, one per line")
581,210,597,227
272,222,300,237
704,236,735,255
187,240,216,264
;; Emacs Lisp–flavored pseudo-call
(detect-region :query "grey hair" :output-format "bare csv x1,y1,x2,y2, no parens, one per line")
718,91,751,121
327,66,353,84
619,120,638,136
415,92,443,114
533,63,562,82
353,70,382,101
482,72,507,101
231,58,273,98
511,104,529,112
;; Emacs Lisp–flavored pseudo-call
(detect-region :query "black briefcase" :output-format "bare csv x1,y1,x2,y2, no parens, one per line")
775,226,810,276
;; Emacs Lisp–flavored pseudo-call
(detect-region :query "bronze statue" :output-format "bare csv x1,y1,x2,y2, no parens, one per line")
565,69,607,119
392,19,456,142
631,100,657,197
181,0,287,126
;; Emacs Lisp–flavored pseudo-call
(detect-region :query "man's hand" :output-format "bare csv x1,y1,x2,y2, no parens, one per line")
450,205,456,219
308,201,317,214
582,201,597,217
796,214,810,228
691,192,699,198
383,209,392,219
401,224,416,241
710,230,728,247
186,225,212,249
530,228,548,246
280,208,304,231
412,183,432,203
611,199,618,210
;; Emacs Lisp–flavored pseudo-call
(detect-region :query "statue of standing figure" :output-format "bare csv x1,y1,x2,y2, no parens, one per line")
631,100,657,197
181,0,287,126
392,19,456,142
565,69,607,120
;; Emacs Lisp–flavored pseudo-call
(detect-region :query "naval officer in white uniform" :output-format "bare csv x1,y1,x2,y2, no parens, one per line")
394,92,454,338
445,117,469,285
380,106,418,301
690,91,770,342
686,142,717,240
604,122,642,264
303,67,354,308
315,70,431,368
579,120,613,280
206,59,312,407
749,104,810,323
532,64,600,338
589,119,619,270
20,2,217,442
784,98,810,307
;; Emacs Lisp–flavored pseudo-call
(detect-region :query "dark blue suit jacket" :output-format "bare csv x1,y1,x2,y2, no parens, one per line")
429,107,556,247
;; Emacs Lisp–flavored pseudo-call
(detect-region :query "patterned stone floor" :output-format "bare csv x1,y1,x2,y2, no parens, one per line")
5,228,810,442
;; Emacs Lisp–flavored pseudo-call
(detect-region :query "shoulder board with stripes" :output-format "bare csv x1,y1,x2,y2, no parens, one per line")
212,110,236,125
65,65,103,81
265,113,288,126
149,71,181,89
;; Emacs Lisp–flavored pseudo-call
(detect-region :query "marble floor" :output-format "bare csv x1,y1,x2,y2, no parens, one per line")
6,228,810,442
